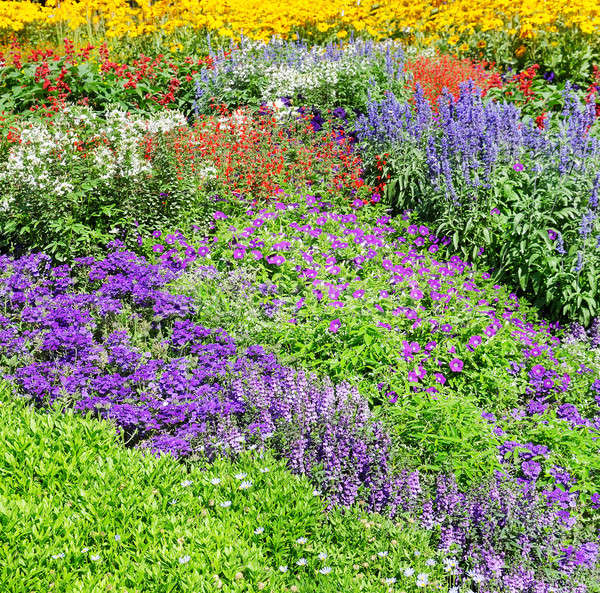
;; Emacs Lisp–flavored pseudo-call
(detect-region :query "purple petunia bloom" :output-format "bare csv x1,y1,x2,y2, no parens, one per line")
329,318,341,333
513,163,525,172
449,358,464,372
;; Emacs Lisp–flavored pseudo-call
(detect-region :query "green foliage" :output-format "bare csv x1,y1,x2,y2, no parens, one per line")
0,382,448,593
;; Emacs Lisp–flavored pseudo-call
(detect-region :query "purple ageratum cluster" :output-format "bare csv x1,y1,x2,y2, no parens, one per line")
0,243,410,510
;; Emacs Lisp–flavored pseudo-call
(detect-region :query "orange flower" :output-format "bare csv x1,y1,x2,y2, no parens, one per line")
515,45,527,58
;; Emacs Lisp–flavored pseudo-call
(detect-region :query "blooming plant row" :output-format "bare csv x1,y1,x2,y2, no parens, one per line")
357,81,600,325
2,0,600,44
0,102,366,261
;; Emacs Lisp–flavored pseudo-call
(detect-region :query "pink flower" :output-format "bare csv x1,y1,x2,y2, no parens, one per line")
329,318,342,333
513,163,524,172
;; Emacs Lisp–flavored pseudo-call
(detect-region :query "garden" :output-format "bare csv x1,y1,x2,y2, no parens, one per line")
1,1,600,592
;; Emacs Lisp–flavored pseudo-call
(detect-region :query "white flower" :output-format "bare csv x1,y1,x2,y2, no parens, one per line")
468,570,485,584
90,554,101,561
51,553,65,559
384,577,397,584
296,537,307,544
403,567,415,577
416,573,429,587
378,550,389,557
259,467,270,473
319,566,332,575
235,473,247,480
219,500,232,508
239,480,253,490
81,547,89,553
425,558,436,566
254,527,264,535
443,558,458,571
413,550,421,557
318,552,328,561
296,558,307,566
312,489,321,496
114,534,121,542
170,499,178,505
179,555,191,564
210,477,221,485
279,565,288,572
181,480,193,487
449,588,460,593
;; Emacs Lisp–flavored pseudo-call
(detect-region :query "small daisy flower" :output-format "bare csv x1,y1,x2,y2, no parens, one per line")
179,555,191,564
385,577,397,584
254,527,264,535
239,480,253,490
210,478,221,485
414,550,421,557
81,547,89,553
296,537,307,544
169,499,178,505
279,565,288,573
312,489,321,496
114,534,121,542
443,558,458,572
319,566,332,575
219,500,232,508
180,480,193,487
378,550,389,557
416,573,429,587
425,558,436,566
90,554,101,561
296,558,308,566
318,552,328,561
403,567,415,577
235,473,247,480
51,553,65,559
259,467,270,473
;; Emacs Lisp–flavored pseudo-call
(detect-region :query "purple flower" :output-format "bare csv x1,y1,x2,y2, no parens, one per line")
329,318,342,333
267,255,285,266
513,163,524,172
449,358,464,372
467,335,482,349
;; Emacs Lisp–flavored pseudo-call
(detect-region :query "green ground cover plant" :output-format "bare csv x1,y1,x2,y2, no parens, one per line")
0,381,446,593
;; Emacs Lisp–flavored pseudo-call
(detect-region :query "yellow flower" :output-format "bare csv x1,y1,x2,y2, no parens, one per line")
448,34,459,45
336,29,348,38
515,44,527,58
476,39,486,48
